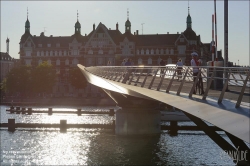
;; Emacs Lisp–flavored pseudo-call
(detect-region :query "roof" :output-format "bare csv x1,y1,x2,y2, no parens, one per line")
0,52,13,61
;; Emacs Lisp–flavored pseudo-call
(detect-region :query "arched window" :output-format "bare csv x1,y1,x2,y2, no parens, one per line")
136,49,140,55
146,49,149,55
46,51,49,56
64,51,67,56
50,51,53,56
47,59,51,65
72,58,79,65
150,49,154,55
56,59,60,66
148,58,152,65
41,51,44,56
160,49,164,54
38,59,42,65
65,59,69,65
59,51,62,56
170,49,174,55
141,49,144,55
55,51,58,56
98,50,103,54
167,57,172,64
88,50,93,54
156,49,159,54
138,58,142,65
37,51,40,56
166,49,169,55
157,57,162,65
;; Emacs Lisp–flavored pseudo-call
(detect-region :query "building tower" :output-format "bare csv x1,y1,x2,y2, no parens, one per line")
186,2,192,29
125,9,131,33
25,8,30,33
6,37,9,54
75,10,81,35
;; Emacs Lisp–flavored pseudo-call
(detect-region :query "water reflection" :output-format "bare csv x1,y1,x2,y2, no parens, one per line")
0,105,235,165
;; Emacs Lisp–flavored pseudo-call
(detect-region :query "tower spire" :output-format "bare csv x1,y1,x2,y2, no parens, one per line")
127,8,129,20
77,10,79,21
27,7,29,19
188,1,190,15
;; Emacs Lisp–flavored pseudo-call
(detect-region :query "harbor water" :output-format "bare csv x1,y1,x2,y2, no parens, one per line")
0,105,235,165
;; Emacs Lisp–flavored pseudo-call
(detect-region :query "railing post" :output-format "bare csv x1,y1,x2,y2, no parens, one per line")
166,68,178,93
122,68,133,83
157,68,168,91
128,67,137,85
218,70,231,103
141,67,151,88
48,108,53,115
77,108,81,116
176,67,189,95
148,68,159,89
60,120,67,133
202,69,215,100
235,70,250,108
134,67,144,86
8,119,15,132
189,70,201,97
28,108,32,115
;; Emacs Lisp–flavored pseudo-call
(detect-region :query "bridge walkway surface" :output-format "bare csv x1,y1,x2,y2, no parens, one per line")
78,65,250,145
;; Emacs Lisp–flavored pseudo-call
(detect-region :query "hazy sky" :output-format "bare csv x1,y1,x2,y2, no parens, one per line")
1,1,249,66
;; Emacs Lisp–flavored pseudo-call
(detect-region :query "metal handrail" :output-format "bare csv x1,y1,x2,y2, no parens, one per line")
85,66,250,108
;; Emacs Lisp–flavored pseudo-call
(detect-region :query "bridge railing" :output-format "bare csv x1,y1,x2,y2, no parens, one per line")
85,66,250,108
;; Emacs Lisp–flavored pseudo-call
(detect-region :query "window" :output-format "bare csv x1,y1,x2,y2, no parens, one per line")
55,51,58,56
50,51,53,56
148,58,152,65
47,59,51,65
46,51,49,56
56,43,60,47
27,42,31,47
166,49,169,54
98,57,103,65
180,38,184,42
25,59,31,65
98,50,103,54
38,59,42,65
157,58,162,65
178,46,186,54
156,49,159,54
73,50,78,55
59,51,62,56
160,49,164,54
150,49,154,55
167,57,172,64
141,49,144,55
56,59,60,65
138,58,142,65
37,51,40,56
38,44,42,47
170,49,174,55
108,50,114,54
88,50,93,54
72,58,79,65
136,49,140,55
146,49,149,55
47,44,51,47
88,58,92,65
65,59,69,65
64,51,67,56
26,51,31,56
41,51,44,56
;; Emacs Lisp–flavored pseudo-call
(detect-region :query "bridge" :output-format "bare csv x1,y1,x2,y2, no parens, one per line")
78,64,250,165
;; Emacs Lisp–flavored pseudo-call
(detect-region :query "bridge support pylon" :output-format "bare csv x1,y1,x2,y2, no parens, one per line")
115,108,161,135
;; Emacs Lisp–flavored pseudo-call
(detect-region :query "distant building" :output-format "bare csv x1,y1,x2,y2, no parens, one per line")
19,7,215,97
0,38,19,83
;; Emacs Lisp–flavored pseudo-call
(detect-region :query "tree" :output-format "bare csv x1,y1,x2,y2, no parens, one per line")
5,65,32,95
69,67,88,89
32,61,56,93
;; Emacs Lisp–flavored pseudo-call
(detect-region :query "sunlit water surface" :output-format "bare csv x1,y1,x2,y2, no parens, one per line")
0,105,235,165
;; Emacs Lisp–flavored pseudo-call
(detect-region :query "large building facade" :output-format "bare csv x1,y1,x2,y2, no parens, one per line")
19,9,214,97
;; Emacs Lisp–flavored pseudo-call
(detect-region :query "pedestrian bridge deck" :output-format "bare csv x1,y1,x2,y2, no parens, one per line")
78,65,250,143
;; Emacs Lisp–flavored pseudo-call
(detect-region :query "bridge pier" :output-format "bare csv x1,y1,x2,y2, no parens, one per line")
115,108,161,135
